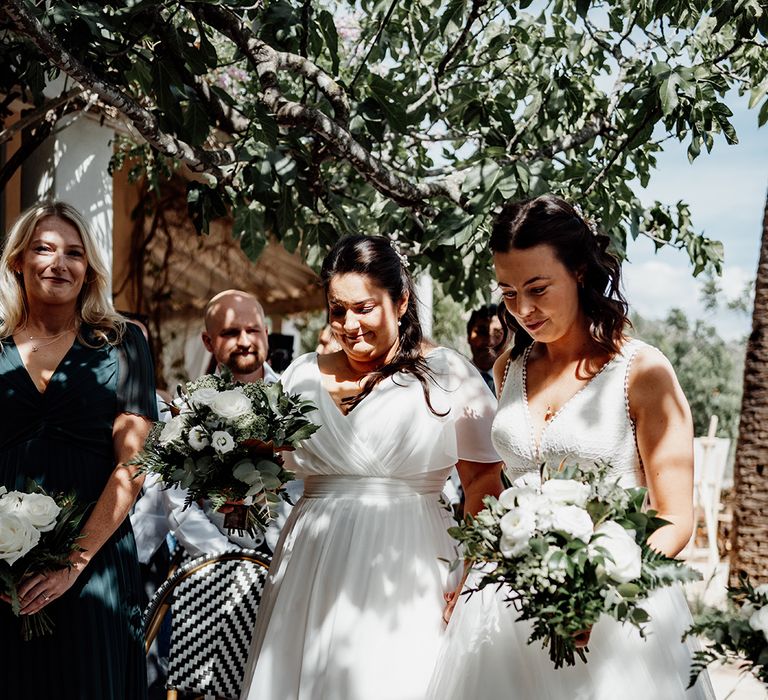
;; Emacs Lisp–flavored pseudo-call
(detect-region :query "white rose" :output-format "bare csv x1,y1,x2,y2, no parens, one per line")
754,584,768,598
512,473,540,489
209,388,252,421
211,430,236,455
591,520,642,583
498,484,538,510
499,507,537,557
549,504,594,543
189,387,219,407
188,425,211,451
541,479,591,508
749,606,768,643
0,491,23,515
15,493,61,532
159,415,186,445
0,513,41,566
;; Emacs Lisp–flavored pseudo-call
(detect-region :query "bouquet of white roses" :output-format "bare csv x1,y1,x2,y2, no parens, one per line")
685,576,768,687
0,483,86,640
450,461,701,668
133,372,319,535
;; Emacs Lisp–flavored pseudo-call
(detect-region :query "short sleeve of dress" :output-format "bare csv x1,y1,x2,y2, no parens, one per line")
430,348,500,464
116,322,159,420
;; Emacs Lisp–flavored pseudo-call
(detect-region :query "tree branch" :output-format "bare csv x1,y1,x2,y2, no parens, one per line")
584,108,660,195
0,87,83,146
4,0,235,180
200,4,466,211
525,115,611,161
436,0,486,86
348,0,399,94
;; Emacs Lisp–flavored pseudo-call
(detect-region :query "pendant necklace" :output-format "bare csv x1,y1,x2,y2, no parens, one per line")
28,329,71,352
544,404,555,422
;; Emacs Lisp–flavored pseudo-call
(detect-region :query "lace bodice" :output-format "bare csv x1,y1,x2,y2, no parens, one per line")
491,338,646,487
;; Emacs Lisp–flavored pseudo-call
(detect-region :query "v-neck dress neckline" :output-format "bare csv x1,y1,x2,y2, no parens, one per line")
8,334,79,397
521,343,620,458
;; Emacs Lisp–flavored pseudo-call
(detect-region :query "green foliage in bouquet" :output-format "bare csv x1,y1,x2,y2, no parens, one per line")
686,576,768,687
133,373,319,534
449,462,700,668
0,482,87,640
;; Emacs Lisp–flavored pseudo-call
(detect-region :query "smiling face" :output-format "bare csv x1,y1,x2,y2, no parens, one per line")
327,272,407,368
202,293,269,379
494,244,583,345
19,215,88,309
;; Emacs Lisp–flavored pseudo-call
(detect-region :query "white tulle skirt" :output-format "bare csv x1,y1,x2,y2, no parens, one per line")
240,474,459,700
427,575,715,700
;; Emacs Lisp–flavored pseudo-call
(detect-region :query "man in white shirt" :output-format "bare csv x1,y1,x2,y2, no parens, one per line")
163,289,300,556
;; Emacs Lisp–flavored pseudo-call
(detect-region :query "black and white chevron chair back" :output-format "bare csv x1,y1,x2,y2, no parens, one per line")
145,549,270,700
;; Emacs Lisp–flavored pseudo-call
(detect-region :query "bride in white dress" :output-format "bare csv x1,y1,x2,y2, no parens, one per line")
239,235,502,700
428,195,714,699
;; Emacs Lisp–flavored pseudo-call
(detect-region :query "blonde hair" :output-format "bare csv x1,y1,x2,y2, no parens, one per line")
0,201,125,345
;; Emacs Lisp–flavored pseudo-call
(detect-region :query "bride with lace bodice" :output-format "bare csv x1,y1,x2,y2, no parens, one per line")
428,195,713,699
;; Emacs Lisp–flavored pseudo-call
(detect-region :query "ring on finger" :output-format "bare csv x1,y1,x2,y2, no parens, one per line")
42,593,50,601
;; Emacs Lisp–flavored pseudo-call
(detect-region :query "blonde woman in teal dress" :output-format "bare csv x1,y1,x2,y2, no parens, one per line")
0,202,157,699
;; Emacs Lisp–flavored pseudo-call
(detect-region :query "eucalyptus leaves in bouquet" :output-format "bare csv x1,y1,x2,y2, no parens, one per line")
450,462,701,668
685,576,768,687
134,372,319,534
0,483,86,640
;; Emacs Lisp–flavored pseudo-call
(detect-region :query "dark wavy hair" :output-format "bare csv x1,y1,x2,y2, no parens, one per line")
489,194,630,360
320,235,444,414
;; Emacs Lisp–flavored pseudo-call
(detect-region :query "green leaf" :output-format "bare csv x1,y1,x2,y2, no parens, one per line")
749,79,768,110
125,59,153,94
318,10,339,76
195,22,218,69
152,60,183,124
440,0,466,35
234,205,267,259
182,99,210,147
759,100,768,128
659,75,680,116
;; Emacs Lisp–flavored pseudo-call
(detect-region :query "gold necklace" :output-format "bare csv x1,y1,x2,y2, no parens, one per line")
28,330,72,352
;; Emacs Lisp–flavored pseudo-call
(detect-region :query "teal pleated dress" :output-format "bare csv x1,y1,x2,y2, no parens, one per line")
0,322,157,699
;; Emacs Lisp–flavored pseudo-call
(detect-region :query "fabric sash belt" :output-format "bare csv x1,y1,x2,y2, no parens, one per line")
303,472,448,499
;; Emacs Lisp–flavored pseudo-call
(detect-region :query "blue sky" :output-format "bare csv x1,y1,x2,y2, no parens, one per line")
622,95,767,341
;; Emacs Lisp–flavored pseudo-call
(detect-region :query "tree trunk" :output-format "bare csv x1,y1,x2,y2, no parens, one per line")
730,190,768,584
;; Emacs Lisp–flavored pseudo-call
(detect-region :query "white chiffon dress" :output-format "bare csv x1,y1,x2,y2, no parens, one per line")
427,338,715,700
239,348,499,700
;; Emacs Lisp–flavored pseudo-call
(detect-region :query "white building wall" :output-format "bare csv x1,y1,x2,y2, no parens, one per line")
22,113,114,293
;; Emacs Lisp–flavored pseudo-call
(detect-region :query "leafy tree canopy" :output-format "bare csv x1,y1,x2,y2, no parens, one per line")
1,0,766,301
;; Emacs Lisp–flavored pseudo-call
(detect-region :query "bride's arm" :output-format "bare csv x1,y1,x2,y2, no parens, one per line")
459,459,503,518
628,347,695,558
442,459,503,623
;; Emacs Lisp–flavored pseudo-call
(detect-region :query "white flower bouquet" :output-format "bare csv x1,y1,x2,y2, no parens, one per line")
133,373,319,534
449,461,701,668
0,484,86,640
685,577,768,686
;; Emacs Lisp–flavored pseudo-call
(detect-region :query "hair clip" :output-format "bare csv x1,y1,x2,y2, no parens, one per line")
389,239,410,269
572,203,600,237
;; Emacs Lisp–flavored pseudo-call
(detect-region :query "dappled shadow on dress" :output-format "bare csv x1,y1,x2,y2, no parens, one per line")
0,328,150,699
